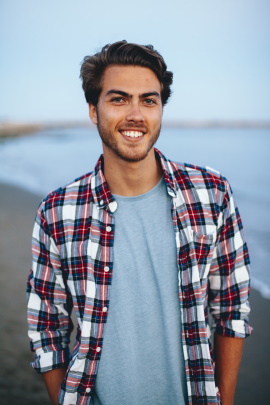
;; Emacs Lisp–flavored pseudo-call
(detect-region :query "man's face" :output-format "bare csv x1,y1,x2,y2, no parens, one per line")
89,65,163,163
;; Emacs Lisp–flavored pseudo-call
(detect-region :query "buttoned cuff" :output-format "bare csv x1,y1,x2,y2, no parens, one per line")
31,348,70,373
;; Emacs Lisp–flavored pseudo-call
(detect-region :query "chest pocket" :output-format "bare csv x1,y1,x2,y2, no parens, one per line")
192,230,217,278
178,228,217,282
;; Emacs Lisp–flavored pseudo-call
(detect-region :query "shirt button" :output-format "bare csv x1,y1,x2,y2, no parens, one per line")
85,388,91,393
96,347,101,352
104,266,110,272
102,307,108,312
106,226,112,232
108,201,117,212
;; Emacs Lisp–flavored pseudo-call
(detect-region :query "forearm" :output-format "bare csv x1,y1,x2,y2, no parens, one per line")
214,333,244,405
42,367,67,405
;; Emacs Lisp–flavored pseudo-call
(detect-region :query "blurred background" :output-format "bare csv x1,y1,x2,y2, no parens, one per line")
0,0,269,403
1,0,270,122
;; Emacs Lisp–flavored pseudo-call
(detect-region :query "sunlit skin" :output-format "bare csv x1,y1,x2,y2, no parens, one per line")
88,65,163,195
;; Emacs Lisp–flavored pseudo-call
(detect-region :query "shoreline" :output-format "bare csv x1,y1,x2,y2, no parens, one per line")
1,120,270,139
0,182,269,403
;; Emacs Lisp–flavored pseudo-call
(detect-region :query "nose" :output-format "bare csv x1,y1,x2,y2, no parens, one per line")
126,101,144,122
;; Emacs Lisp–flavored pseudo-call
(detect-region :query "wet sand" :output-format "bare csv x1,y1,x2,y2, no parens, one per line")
0,182,269,404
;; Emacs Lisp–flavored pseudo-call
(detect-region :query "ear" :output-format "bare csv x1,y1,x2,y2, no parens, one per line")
88,103,98,125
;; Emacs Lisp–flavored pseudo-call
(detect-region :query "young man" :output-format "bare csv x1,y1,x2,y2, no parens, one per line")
27,41,252,405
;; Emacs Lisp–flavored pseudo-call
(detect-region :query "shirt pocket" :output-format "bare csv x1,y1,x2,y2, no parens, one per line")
191,230,217,280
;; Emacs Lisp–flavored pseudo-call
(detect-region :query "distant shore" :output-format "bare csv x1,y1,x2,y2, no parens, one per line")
0,121,93,138
1,120,270,138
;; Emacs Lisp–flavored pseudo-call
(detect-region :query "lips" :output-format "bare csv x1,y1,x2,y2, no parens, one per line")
121,130,144,138
119,125,147,139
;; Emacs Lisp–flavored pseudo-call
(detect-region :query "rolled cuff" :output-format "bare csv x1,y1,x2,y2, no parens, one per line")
215,319,253,338
31,348,70,373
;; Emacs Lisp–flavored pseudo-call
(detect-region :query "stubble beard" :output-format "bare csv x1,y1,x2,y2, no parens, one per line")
96,119,161,163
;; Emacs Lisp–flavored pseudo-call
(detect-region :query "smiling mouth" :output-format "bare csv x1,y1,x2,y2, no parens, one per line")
120,130,144,138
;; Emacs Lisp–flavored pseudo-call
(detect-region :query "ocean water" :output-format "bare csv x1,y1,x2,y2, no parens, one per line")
0,126,269,298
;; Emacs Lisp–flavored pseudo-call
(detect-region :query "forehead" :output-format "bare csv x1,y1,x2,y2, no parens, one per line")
100,65,161,95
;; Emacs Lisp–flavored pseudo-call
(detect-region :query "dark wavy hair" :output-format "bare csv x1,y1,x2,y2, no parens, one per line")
80,40,173,106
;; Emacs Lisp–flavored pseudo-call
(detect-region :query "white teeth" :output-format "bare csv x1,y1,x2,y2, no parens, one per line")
121,131,143,138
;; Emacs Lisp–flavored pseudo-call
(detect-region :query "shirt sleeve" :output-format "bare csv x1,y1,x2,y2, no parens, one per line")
27,202,73,373
208,179,252,338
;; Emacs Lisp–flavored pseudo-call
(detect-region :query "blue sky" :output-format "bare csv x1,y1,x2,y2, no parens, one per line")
0,0,269,122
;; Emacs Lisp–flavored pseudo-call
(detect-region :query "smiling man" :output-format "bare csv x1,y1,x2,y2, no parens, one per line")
27,41,252,405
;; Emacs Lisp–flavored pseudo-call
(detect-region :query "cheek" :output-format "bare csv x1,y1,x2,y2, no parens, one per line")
105,111,126,129
100,107,121,121
150,110,162,126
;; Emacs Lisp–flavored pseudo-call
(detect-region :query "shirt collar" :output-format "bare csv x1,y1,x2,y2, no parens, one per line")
154,148,178,198
90,148,178,213
90,155,117,213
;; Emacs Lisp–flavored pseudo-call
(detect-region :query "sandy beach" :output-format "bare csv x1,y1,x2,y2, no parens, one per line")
0,182,269,404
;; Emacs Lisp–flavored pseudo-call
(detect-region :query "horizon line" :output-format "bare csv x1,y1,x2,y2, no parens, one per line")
1,119,270,138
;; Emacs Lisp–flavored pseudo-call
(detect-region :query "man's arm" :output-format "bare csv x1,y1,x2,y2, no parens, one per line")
27,202,72,398
214,334,244,405
42,368,67,405
208,178,252,403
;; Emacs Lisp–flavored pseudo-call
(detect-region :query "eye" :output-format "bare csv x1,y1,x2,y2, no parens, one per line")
143,98,156,105
111,96,125,103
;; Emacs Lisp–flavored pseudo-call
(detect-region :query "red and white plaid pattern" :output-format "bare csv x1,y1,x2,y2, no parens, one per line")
27,148,252,405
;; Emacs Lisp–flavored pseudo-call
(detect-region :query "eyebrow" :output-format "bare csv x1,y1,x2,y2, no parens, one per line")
105,89,161,99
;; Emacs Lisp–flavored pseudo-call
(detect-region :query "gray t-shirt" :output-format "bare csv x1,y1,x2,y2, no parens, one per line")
90,178,188,405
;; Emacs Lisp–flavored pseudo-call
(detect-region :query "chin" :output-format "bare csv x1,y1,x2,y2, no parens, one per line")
115,145,154,163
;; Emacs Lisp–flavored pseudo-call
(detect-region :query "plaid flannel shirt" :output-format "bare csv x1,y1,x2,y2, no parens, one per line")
27,148,252,405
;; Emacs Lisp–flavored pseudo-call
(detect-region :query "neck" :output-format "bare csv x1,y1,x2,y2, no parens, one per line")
103,148,162,196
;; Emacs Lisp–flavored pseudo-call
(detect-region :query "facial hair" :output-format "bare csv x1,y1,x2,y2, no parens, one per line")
96,113,161,163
